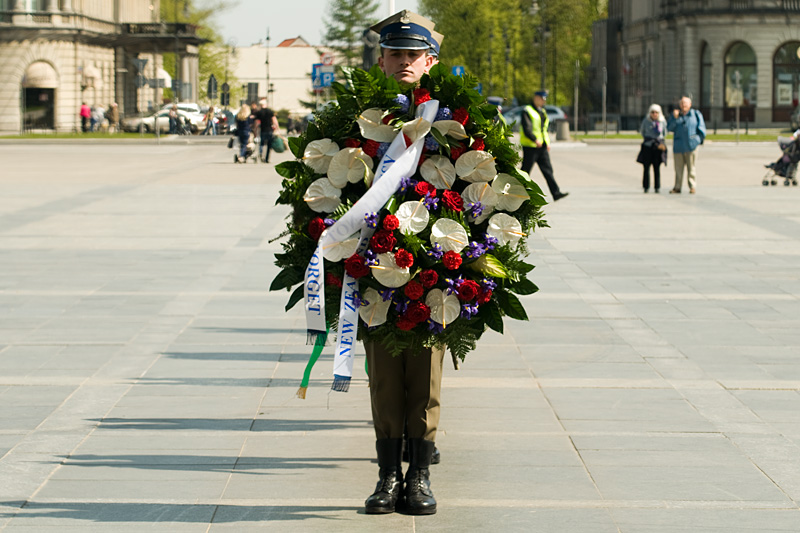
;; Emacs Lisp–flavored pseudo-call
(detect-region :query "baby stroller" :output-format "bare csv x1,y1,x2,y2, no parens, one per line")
763,136,800,186
230,131,260,164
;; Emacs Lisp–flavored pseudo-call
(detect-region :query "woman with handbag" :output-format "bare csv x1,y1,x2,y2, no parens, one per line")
637,104,667,193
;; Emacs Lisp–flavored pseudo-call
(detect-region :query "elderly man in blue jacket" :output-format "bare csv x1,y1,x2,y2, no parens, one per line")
667,96,706,194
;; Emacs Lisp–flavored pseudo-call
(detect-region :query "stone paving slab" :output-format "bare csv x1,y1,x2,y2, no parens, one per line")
1,141,799,531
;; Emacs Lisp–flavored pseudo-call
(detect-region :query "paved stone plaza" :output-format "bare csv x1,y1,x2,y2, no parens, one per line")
0,139,799,531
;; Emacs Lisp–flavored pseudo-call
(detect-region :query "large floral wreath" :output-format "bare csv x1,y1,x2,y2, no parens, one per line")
271,63,547,374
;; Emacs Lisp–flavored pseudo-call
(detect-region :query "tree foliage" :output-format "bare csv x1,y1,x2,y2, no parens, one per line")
419,0,606,108
323,0,381,68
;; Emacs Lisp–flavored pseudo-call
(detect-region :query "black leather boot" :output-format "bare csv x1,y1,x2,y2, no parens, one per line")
365,438,403,514
404,438,437,515
403,432,440,464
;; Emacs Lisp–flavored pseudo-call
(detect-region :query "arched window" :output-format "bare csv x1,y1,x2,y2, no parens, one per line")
700,42,712,119
724,41,756,122
773,41,800,123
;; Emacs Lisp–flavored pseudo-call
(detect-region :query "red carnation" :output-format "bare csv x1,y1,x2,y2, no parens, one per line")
382,113,395,125
457,280,481,301
404,301,431,323
363,139,380,157
369,229,396,254
382,214,399,231
397,317,417,331
477,288,493,304
441,190,464,212
404,279,424,300
326,272,343,288
413,88,431,105
345,138,361,148
452,107,469,125
450,144,465,160
419,269,438,288
308,217,326,240
471,138,485,151
395,249,414,269
344,254,369,278
415,181,435,197
443,250,462,270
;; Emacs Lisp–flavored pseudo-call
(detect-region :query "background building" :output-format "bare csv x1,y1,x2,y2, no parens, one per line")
0,0,203,134
590,0,800,128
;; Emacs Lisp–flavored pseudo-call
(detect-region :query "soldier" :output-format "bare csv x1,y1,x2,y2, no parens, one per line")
363,10,443,516
520,90,569,201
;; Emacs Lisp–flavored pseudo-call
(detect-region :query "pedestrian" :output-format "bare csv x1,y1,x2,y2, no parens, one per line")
667,96,706,194
202,106,217,135
235,104,252,163
106,103,119,134
92,104,106,133
636,103,668,193
255,103,279,162
520,91,569,201
360,10,443,516
168,104,179,134
79,102,90,133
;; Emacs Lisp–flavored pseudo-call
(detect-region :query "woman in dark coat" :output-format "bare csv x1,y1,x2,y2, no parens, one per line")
637,104,667,193
235,104,253,163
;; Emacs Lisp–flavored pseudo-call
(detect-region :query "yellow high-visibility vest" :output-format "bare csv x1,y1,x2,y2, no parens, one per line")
519,105,550,148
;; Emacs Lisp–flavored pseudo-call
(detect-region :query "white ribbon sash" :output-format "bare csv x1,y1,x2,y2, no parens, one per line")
303,99,440,391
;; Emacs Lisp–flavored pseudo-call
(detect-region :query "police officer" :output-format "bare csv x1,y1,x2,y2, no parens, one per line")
520,90,569,201
363,11,443,516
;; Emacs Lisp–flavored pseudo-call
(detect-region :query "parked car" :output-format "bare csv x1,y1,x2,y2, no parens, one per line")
160,102,205,129
121,109,204,133
502,105,568,133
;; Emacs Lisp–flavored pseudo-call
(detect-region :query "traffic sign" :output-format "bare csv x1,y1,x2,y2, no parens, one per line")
452,65,465,76
131,58,148,72
135,75,147,88
321,52,335,66
207,74,218,100
312,63,335,89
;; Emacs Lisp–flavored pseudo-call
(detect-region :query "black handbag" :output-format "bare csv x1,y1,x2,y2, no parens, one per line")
636,142,648,164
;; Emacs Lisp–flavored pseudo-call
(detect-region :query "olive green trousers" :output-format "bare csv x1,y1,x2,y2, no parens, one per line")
364,340,445,441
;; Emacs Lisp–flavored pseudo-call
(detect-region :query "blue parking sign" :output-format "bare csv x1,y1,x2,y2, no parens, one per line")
312,63,335,89
452,66,465,76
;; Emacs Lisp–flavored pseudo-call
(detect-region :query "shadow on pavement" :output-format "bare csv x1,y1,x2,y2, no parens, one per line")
89,418,372,432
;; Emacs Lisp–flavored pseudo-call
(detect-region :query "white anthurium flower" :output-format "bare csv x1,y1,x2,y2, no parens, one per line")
396,200,430,235
359,287,391,327
357,108,397,142
492,173,528,212
327,147,374,188
303,177,342,213
420,155,456,190
303,138,339,174
455,150,497,183
432,120,468,140
487,212,525,246
371,252,411,288
462,182,499,224
322,232,359,262
401,117,432,144
426,288,460,327
430,218,469,253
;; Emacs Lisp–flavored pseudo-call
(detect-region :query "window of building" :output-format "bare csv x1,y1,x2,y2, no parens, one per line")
724,41,756,122
773,41,800,123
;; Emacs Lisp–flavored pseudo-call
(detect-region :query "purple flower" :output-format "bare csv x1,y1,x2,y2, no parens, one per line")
380,288,395,301
427,242,444,260
324,218,336,226
365,212,379,228
423,192,439,211
468,202,484,217
364,249,379,266
394,298,409,314
376,142,391,160
480,277,497,291
483,233,499,251
400,176,418,192
435,107,452,121
394,94,410,114
461,302,479,320
465,241,485,259
444,275,462,295
427,319,445,333
424,134,439,151
351,290,366,308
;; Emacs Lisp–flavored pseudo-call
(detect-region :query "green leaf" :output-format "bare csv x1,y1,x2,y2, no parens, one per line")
468,254,509,278
285,284,304,312
497,290,529,321
275,161,304,179
509,277,539,296
482,300,504,333
269,267,304,292
429,126,451,156
288,136,304,158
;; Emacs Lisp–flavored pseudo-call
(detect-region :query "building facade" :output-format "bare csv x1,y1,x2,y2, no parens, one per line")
590,0,800,128
0,0,203,134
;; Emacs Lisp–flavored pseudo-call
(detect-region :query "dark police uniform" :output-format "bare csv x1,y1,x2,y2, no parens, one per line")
363,10,443,517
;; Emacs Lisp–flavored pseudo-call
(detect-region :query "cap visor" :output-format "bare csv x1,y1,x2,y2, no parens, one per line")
381,38,431,50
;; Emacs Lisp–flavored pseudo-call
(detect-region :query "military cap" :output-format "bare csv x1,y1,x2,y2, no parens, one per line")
370,10,438,51
429,29,444,56
534,90,548,99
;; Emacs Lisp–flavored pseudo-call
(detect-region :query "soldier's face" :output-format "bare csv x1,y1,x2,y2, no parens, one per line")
379,49,435,84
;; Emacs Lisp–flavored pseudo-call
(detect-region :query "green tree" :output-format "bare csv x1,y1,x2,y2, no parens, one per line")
323,0,381,68
160,0,238,104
